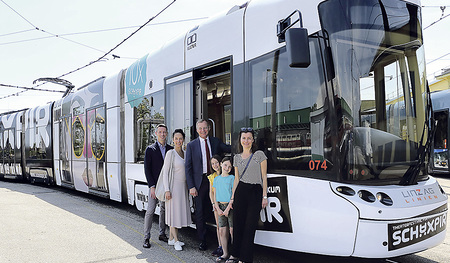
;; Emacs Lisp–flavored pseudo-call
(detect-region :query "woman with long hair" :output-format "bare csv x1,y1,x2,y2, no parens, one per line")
227,127,268,263
163,129,192,251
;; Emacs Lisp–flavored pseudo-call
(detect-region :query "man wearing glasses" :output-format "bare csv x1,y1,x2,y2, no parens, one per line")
186,119,231,251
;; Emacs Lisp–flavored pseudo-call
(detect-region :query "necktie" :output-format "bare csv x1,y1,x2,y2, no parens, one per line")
205,139,211,174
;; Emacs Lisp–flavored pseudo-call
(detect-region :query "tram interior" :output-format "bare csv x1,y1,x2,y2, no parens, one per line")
196,62,232,147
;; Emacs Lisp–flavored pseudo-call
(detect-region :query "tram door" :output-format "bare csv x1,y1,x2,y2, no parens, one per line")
196,62,232,147
164,61,232,146
86,106,107,191
3,129,14,176
59,116,73,184
0,132,3,175
165,72,194,142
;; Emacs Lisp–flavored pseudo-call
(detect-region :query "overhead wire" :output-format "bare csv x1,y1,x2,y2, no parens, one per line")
424,13,450,30
56,0,177,79
423,5,450,79
0,84,65,93
427,52,450,65
0,28,35,37
0,0,178,101
0,0,36,28
0,17,207,53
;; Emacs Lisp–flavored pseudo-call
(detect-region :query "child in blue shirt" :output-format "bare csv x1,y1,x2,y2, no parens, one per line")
212,157,234,262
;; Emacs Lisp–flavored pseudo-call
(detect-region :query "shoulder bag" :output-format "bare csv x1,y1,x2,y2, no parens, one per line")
239,153,254,180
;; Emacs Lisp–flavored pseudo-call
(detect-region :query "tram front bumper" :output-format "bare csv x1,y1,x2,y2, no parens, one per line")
352,211,447,258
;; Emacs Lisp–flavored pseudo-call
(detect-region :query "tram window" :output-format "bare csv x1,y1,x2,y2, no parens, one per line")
434,111,448,150
248,40,332,176
88,107,106,161
134,91,164,163
72,116,85,158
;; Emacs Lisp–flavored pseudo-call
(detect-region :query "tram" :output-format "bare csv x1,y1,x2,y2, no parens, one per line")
0,0,447,259
430,89,450,174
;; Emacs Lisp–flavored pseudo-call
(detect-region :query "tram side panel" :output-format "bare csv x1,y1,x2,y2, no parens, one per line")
0,110,26,180
124,36,186,211
52,98,65,187
24,104,54,184
103,71,124,202
253,176,359,257
70,79,108,195
52,78,111,197
184,4,244,68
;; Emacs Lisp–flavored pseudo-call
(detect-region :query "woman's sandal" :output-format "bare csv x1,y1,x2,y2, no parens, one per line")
216,256,228,262
224,258,238,263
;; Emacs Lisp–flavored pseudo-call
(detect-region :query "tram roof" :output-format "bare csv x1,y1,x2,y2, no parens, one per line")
431,89,450,110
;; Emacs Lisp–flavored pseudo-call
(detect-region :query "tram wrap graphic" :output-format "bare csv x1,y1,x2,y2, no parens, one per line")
388,212,447,251
258,176,293,233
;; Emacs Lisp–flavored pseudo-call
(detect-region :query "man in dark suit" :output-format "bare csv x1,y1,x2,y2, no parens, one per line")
143,124,173,248
186,119,231,251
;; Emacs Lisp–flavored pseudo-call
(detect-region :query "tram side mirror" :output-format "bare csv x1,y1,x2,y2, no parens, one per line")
285,28,310,68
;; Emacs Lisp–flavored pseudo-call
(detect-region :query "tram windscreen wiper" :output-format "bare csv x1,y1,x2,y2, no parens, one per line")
399,83,435,186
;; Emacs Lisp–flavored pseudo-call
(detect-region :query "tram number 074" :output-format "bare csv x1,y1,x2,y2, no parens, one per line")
309,160,327,171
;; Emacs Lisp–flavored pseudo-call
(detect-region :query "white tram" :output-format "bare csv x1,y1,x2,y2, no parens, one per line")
0,0,447,258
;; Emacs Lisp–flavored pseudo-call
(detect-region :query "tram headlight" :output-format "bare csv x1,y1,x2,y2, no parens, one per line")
358,190,376,203
336,186,356,196
376,192,393,206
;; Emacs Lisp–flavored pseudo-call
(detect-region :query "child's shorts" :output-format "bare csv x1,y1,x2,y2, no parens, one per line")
218,202,233,228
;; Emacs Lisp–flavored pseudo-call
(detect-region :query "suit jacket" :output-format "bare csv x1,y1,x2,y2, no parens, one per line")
144,142,174,188
185,136,231,190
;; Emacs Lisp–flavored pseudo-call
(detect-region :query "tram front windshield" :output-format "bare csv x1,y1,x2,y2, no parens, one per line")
319,0,428,184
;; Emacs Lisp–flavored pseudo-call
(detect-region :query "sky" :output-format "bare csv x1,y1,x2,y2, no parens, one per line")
0,0,449,114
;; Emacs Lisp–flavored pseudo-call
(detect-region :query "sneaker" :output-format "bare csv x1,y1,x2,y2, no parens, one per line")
168,239,184,246
174,241,183,251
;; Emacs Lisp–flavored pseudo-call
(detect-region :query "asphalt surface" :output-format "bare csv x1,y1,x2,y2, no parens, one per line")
1,176,449,263
0,180,215,263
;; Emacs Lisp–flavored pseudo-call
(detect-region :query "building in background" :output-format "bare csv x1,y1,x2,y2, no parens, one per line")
430,68,450,92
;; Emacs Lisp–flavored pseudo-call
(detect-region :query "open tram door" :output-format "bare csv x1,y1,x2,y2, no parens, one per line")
194,59,232,149
164,59,232,147
432,109,449,173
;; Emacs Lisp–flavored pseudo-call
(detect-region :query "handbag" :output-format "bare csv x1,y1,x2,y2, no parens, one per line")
155,150,174,201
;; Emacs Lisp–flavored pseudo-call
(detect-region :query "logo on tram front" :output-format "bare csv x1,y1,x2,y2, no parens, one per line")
258,176,293,233
401,187,439,204
388,213,447,251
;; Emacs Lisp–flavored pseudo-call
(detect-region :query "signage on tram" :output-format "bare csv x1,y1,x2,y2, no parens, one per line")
258,176,293,233
388,212,447,251
125,54,148,108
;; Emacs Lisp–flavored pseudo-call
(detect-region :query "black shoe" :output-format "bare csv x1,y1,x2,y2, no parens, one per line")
199,241,208,251
158,234,168,242
143,239,151,248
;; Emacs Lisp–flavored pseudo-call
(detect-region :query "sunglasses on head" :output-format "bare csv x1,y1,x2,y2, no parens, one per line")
240,127,253,132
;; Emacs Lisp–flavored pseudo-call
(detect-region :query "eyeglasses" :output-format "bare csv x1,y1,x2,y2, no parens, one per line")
240,127,253,132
